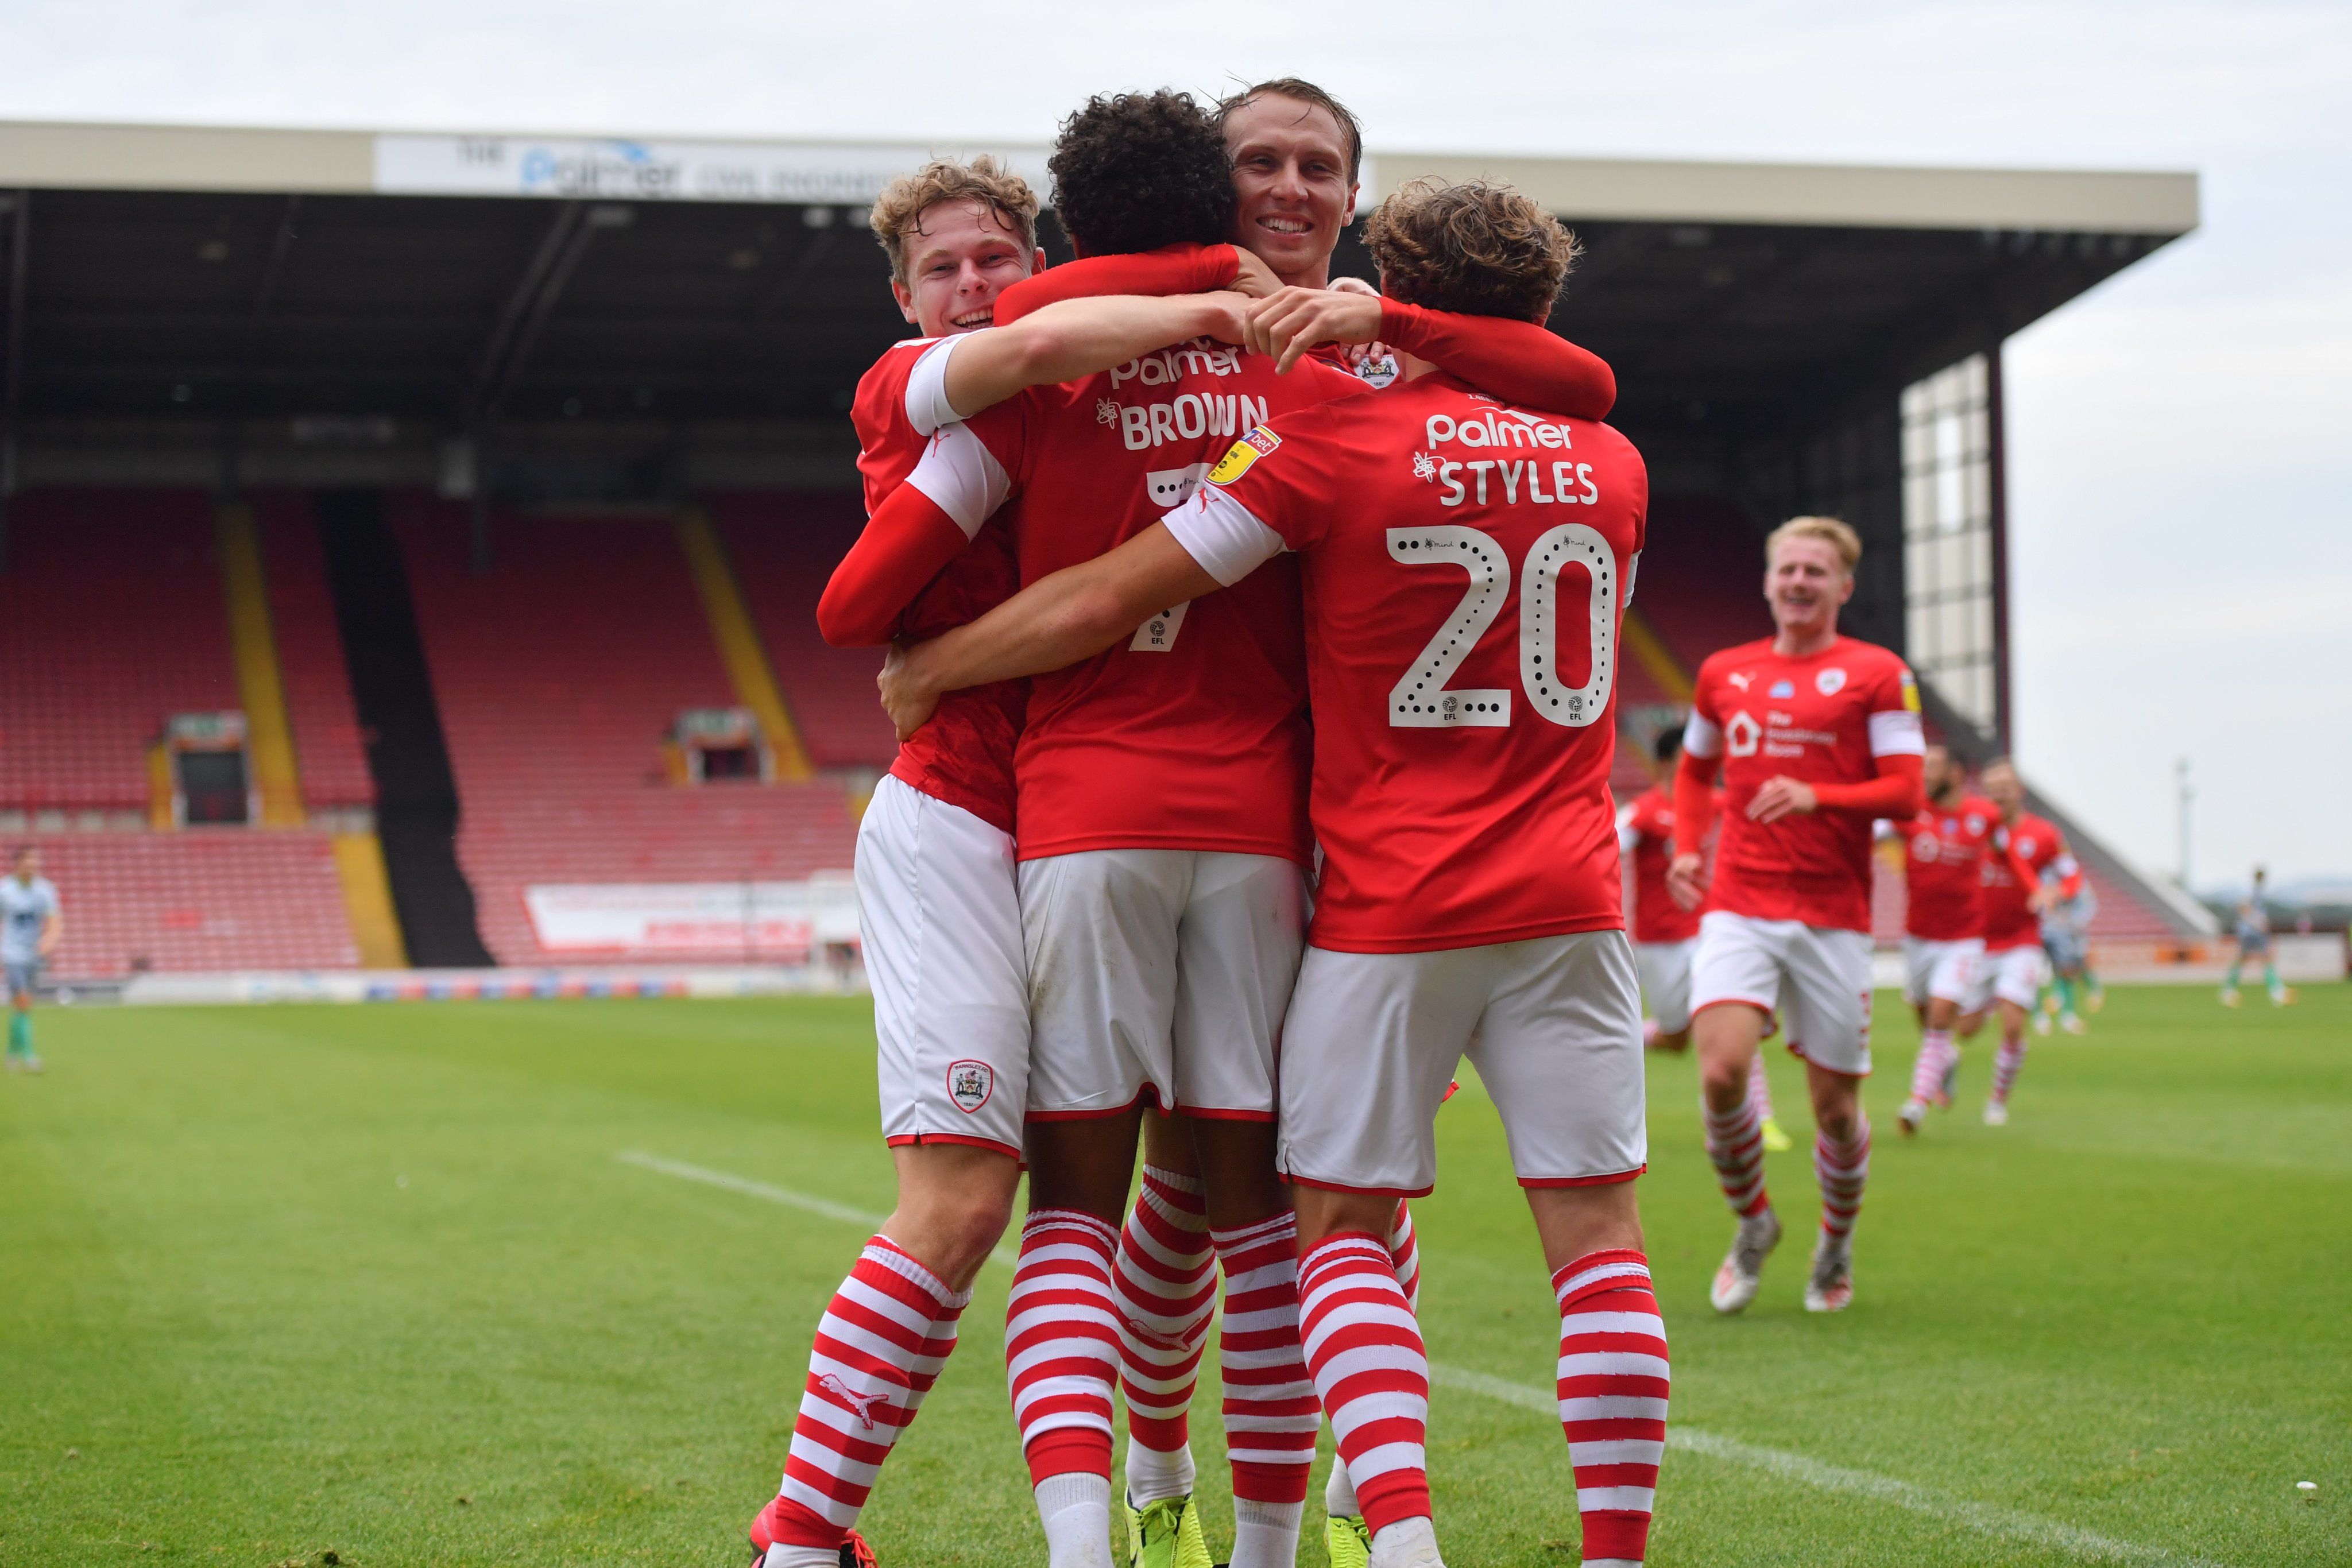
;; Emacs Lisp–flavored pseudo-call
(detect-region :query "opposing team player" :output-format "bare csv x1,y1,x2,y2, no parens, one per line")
845,92,1619,1568
1620,728,1789,1150
883,176,1666,1568
3,846,60,1073
746,155,1287,1568
2221,866,2292,1006
1666,516,1925,1315
1893,745,1996,1134
2038,869,2099,1033
1962,759,2079,1125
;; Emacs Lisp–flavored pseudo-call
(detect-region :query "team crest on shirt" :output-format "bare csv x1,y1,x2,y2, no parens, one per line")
1726,710,1762,758
1816,667,1848,695
1769,680,1795,699
1208,425,1280,485
947,1059,995,1113
1966,812,1984,834
1913,831,1941,861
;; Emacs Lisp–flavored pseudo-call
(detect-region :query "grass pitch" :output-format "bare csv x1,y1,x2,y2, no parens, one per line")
1,985,2345,1567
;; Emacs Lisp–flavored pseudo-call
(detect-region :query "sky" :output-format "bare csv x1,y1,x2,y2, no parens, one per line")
7,0,2349,892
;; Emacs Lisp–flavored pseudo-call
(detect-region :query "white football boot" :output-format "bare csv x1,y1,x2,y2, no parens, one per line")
1803,1239,1855,1314
1709,1207,1781,1314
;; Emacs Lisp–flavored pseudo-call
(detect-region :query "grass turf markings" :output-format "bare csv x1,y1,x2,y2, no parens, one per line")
617,1147,2227,1568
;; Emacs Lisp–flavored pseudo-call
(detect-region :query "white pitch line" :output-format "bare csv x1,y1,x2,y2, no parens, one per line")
620,1150,2223,1568
614,1149,1019,1269
1422,1364,2224,1568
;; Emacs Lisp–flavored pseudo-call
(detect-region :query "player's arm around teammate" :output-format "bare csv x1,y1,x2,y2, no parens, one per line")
1665,517,1924,1318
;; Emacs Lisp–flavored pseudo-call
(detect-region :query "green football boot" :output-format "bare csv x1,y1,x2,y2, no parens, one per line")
1121,1493,1212,1568
1324,1512,1372,1568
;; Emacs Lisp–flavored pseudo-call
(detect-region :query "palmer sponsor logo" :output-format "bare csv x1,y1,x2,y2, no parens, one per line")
1109,343,1244,389
1423,408,1576,452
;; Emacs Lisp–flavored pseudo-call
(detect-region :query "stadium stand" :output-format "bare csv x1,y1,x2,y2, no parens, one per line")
251,491,375,812
0,489,242,817
706,491,899,773
1636,495,1778,675
27,830,359,977
390,494,859,964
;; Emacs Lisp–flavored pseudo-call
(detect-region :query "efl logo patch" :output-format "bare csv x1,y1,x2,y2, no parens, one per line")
1816,667,1848,696
947,1059,995,1114
1207,425,1280,485
1900,671,1921,712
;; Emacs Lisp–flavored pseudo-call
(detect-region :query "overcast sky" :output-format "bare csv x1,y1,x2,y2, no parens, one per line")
9,0,2348,892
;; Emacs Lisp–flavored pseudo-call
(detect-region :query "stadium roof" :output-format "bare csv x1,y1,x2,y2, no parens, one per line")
0,118,2198,490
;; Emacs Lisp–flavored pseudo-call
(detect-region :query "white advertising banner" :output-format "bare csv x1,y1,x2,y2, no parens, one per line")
524,877,860,959
373,134,1050,206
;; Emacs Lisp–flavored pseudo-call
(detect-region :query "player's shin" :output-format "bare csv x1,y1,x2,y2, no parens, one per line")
1113,1165,1216,1505
1700,1096,1769,1219
1813,1116,1871,1256
1007,1211,1122,1567
1554,1251,1668,1567
1212,1211,1318,1568
1298,1233,1432,1538
754,1237,972,1562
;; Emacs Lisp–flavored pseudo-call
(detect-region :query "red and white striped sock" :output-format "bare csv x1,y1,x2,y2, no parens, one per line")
1991,1034,2028,1105
756,1237,970,1558
1298,1232,1430,1535
1746,1046,1777,1123
1113,1165,1216,1504
1908,1028,1954,1105
1213,1211,1317,1565
1814,1117,1871,1255
1007,1210,1122,1489
1555,1250,1668,1567
1701,1097,1771,1219
1384,1199,1421,1313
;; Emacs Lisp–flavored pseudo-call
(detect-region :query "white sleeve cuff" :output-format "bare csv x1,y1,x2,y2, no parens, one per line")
1868,709,1927,757
1682,710,1723,760
1163,485,1287,587
905,424,1011,540
902,335,966,436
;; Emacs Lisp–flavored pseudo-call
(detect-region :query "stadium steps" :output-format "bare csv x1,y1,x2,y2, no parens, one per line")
252,492,376,812
391,495,859,965
313,489,496,968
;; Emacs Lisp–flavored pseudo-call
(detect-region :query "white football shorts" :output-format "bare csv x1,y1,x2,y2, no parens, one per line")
1690,910,1875,1077
1902,936,1983,1009
856,775,1031,1160
1966,942,2048,1014
1019,848,1308,1120
1276,930,1647,1197
1635,938,1698,1035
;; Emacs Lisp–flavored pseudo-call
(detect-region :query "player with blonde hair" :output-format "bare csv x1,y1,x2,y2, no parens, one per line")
1668,516,1925,1315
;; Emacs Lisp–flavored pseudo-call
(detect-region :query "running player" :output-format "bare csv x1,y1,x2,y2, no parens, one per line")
883,174,1665,1568
746,155,1280,1568
1960,758,2079,1125
1892,745,1995,1134
3,846,59,1073
1622,730,1790,1149
2038,872,2099,1033
2221,866,2293,1006
843,91,1619,1568
1666,516,1925,1316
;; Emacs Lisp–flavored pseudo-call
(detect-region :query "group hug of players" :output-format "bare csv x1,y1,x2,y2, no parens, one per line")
743,76,1977,1568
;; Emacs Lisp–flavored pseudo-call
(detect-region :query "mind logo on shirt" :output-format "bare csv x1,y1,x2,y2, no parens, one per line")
1726,710,1762,757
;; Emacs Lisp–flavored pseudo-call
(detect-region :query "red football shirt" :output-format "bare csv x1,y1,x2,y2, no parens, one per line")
847,339,1024,833
1982,812,2071,951
1682,636,1924,933
1622,784,1707,944
1901,793,1998,942
956,344,1370,863
1163,371,1649,952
